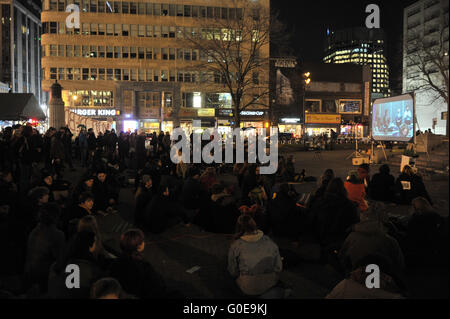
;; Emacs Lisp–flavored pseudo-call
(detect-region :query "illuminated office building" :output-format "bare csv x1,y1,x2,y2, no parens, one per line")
323,27,391,99
0,0,42,103
41,0,270,133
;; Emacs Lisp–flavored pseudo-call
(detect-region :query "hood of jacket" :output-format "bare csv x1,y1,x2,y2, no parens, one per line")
240,230,264,242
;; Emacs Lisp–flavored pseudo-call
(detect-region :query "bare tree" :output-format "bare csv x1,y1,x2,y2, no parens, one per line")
405,26,449,135
182,0,285,128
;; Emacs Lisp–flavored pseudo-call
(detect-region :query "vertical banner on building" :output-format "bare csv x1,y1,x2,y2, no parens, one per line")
364,81,370,117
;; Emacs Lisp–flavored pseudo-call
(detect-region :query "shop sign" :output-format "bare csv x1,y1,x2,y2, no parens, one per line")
240,110,266,117
217,109,234,117
280,118,301,124
197,108,216,117
305,114,341,124
69,109,119,117
179,108,198,118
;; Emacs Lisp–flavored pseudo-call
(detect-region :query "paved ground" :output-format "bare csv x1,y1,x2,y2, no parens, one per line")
65,149,448,299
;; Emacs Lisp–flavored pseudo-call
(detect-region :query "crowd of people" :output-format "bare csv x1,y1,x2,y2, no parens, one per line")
0,123,448,299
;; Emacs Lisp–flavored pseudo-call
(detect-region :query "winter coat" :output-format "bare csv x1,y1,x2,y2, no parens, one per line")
228,230,282,296
338,220,405,272
310,192,360,247
344,181,368,212
326,279,404,299
108,254,167,298
25,224,66,287
369,172,395,202
47,257,102,299
395,173,432,205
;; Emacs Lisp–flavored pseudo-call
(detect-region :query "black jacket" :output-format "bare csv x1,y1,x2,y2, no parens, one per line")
310,193,360,247
109,255,166,298
395,173,432,205
369,172,396,202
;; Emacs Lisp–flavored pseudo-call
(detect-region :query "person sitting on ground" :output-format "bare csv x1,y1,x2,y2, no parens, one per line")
134,175,155,227
326,254,406,299
403,197,447,267
180,167,205,210
308,169,334,209
92,170,119,213
24,203,65,294
90,277,127,299
47,231,103,298
344,171,369,212
144,185,191,234
209,183,239,234
310,178,360,249
77,215,116,267
357,164,370,192
72,174,95,205
368,164,395,202
200,166,218,194
395,165,433,205
338,202,405,275
21,186,50,234
268,183,302,239
108,229,167,298
228,214,283,297
65,192,95,237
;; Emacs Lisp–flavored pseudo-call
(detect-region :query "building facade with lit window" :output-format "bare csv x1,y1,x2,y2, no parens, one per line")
301,62,371,138
41,0,270,133
323,27,390,100
403,0,449,135
0,0,42,103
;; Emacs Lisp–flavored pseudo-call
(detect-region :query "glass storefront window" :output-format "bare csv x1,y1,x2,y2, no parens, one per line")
322,100,337,113
339,100,362,114
305,100,321,113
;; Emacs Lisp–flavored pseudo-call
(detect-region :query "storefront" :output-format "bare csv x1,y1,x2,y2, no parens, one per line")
240,110,268,129
278,118,302,137
139,119,160,133
305,113,341,137
340,124,364,138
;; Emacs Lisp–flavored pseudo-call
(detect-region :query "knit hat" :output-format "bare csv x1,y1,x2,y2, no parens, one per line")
347,170,359,181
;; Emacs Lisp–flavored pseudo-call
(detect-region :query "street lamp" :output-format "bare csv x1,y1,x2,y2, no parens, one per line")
302,72,311,139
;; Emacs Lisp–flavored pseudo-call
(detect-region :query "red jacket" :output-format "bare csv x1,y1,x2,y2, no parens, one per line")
345,181,368,212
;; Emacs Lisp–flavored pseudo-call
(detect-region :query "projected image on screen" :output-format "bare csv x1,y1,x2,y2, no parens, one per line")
372,94,414,142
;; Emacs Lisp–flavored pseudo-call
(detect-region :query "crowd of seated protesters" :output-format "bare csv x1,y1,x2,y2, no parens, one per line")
0,124,447,300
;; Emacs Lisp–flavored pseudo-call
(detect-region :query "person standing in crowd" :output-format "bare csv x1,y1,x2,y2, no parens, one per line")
87,128,97,166
109,229,167,298
134,175,155,227
118,132,130,168
78,128,89,168
62,127,74,171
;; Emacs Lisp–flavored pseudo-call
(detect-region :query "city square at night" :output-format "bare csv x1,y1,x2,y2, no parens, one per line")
0,0,448,313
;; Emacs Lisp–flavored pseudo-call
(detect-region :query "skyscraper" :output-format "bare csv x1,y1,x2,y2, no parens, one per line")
323,27,391,99
0,0,42,103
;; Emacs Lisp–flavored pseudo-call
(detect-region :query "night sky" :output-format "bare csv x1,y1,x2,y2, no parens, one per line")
272,0,418,93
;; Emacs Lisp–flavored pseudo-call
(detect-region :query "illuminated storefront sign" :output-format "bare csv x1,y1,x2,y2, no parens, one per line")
305,114,341,124
70,108,119,117
280,118,301,124
197,108,216,117
240,110,266,116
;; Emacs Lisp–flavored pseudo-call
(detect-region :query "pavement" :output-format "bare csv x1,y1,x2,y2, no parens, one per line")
72,149,449,299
